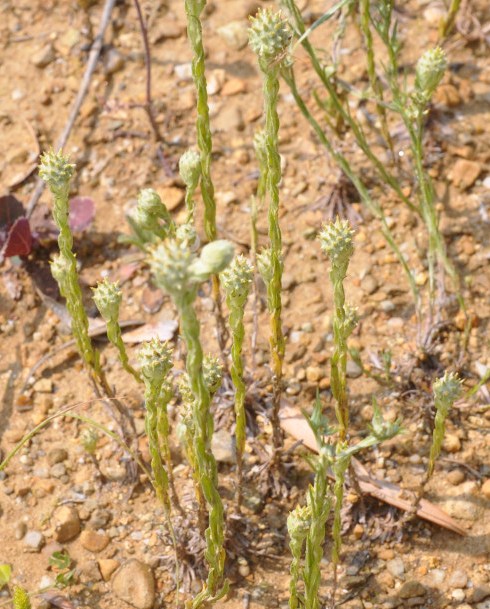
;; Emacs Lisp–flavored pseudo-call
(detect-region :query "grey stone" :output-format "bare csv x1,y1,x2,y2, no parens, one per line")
47,448,68,466
211,429,236,464
346,360,363,379
387,557,405,579
449,570,468,589
24,530,45,551
398,581,426,599
31,43,56,68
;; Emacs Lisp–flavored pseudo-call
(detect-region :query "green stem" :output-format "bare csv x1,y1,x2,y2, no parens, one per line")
262,64,286,452
184,0,217,243
176,294,227,607
330,267,349,440
106,319,141,382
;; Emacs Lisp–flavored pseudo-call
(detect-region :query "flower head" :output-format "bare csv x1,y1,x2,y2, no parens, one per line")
319,218,355,269
256,248,274,285
39,149,75,195
287,504,311,539
137,189,164,217
92,279,122,321
150,239,198,297
249,9,292,64
433,371,462,404
415,47,447,101
203,354,223,395
221,254,254,301
137,338,173,385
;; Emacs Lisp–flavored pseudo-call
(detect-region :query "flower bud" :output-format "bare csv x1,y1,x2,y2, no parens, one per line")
319,218,355,269
39,149,75,195
221,254,254,301
415,47,447,100
137,338,173,385
179,150,201,190
138,189,164,217
249,9,292,63
175,222,198,248
253,129,268,166
343,304,359,337
92,279,122,321
188,239,235,280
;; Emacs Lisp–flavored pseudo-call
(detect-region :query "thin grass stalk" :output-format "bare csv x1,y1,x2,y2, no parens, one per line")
440,0,462,38
282,68,421,326
359,0,395,159
281,0,418,215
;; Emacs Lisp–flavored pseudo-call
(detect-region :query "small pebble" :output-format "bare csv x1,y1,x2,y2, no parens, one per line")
447,469,465,485
346,360,362,379
24,530,45,551
449,570,468,589
387,557,405,579
452,589,466,602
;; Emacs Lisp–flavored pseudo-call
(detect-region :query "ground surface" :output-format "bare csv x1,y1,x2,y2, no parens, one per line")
0,1,489,609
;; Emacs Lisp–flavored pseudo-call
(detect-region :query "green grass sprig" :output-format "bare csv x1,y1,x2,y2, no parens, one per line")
249,9,292,452
221,255,254,507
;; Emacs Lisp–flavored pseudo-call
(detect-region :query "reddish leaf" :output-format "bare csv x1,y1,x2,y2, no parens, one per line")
0,195,25,248
69,196,95,232
2,217,32,257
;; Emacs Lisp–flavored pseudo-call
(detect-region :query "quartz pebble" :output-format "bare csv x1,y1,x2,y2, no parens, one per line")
449,570,468,589
24,530,45,551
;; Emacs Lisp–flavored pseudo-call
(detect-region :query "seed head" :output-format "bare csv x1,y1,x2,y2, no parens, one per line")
221,254,254,301
249,9,292,63
92,279,122,321
319,218,355,268
39,149,75,194
137,338,173,385
287,504,311,539
433,371,462,404
415,47,447,100
150,239,197,297
179,150,201,190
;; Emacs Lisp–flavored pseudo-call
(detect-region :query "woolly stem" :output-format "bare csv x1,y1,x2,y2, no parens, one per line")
176,294,227,607
262,64,286,452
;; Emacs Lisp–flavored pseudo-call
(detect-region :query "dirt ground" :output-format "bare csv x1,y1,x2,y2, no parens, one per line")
0,1,489,608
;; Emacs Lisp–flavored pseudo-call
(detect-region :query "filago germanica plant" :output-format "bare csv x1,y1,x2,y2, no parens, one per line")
249,9,292,452
150,238,234,608
220,254,254,508
39,151,97,374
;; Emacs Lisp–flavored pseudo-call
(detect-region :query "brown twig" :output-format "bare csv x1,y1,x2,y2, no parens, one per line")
26,0,117,218
133,0,162,143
